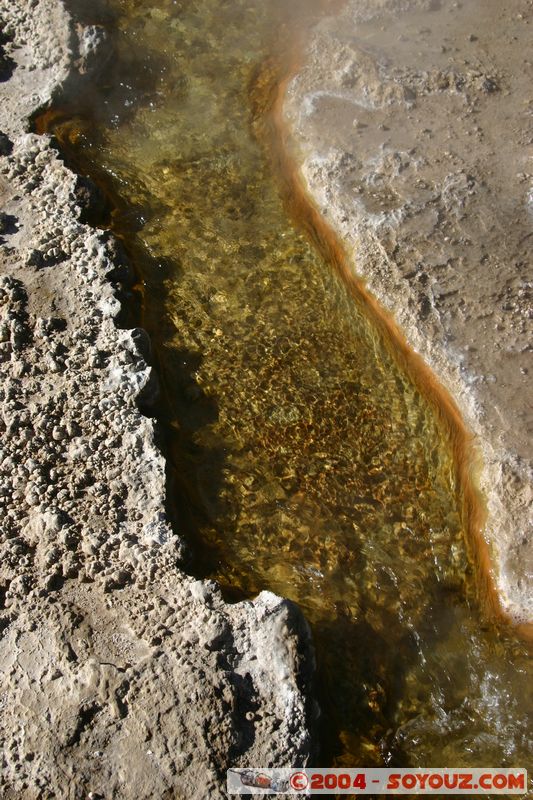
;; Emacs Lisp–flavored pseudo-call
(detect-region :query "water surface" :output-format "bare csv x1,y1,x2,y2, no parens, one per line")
45,0,532,775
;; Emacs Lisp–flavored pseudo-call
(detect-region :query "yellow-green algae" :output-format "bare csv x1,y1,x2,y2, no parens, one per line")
44,0,532,770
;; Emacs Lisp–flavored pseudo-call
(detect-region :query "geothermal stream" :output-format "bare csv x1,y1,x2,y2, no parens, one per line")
35,0,532,773
0,0,531,795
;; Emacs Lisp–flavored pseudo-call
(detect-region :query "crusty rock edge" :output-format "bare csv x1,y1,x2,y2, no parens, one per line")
0,1,315,797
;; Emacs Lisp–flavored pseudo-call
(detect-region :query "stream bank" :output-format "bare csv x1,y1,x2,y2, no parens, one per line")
0,2,314,797
285,0,533,631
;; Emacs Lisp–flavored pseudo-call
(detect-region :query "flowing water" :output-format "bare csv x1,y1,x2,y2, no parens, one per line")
42,0,532,779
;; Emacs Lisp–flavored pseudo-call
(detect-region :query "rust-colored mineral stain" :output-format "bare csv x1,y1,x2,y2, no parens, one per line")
251,57,503,630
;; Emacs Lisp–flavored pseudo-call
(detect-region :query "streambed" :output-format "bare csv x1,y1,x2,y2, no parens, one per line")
45,0,532,772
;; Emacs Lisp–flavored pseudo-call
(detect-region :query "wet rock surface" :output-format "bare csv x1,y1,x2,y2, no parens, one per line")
286,0,533,625
0,1,314,797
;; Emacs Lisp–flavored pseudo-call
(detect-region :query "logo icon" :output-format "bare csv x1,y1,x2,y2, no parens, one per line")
290,772,309,791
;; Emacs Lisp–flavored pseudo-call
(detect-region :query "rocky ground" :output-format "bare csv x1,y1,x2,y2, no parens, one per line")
0,1,314,797
286,0,533,627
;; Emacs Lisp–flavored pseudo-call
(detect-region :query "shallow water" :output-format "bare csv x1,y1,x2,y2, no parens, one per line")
45,0,532,775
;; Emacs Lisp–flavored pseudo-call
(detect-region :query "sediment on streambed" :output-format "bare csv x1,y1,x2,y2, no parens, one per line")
0,2,316,798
